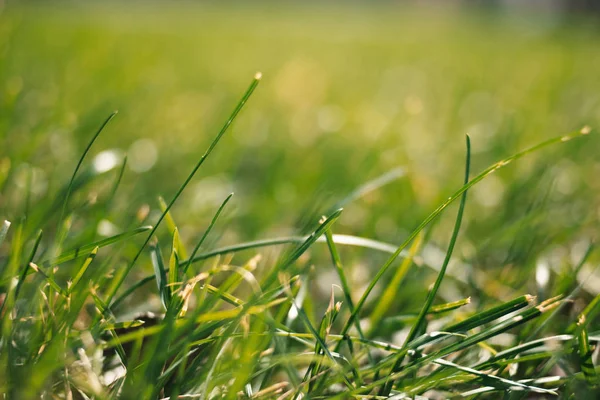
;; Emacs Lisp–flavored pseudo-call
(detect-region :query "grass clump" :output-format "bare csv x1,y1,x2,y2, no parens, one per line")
0,70,598,400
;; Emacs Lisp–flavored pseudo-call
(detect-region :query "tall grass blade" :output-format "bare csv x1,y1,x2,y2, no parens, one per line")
183,192,233,275
382,135,471,394
58,111,118,225
67,246,98,294
338,128,589,342
150,240,170,310
369,231,424,333
106,73,261,308
40,225,152,267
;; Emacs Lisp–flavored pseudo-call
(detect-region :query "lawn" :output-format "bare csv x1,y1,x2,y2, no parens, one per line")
1,2,600,398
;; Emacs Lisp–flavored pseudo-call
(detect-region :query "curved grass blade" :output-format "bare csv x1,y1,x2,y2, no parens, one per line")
181,233,404,267
261,208,343,290
338,127,591,343
183,192,233,275
150,240,170,310
369,231,424,333
322,227,376,381
58,111,118,226
12,229,43,305
41,225,152,267
444,294,534,334
382,135,471,394
331,166,405,211
67,246,98,294
111,230,460,307
168,228,181,299
106,73,261,309
105,154,128,209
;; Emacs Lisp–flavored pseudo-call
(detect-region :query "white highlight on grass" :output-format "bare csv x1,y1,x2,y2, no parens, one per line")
128,138,158,173
97,219,119,237
93,149,123,173
535,259,551,288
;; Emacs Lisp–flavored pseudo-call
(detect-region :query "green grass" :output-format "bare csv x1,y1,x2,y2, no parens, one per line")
1,2,600,398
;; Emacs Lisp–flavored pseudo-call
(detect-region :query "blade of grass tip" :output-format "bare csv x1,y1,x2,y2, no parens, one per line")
106,73,261,309
183,193,233,275
67,246,98,294
382,135,471,395
57,111,118,226
29,262,65,296
337,127,590,345
444,294,534,334
571,293,600,334
428,297,471,314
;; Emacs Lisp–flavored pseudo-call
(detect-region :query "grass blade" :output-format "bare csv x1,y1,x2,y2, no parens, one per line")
369,231,424,333
338,128,590,343
261,208,343,290
382,135,471,394
331,166,405,210
41,225,152,267
169,228,181,299
67,246,98,294
58,111,118,225
13,229,43,304
150,240,170,310
106,73,261,309
183,192,233,275
577,315,598,387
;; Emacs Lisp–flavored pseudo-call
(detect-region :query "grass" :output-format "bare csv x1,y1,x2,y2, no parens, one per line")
1,2,600,399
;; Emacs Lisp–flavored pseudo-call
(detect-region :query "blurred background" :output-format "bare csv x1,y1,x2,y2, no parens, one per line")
1,1,599,323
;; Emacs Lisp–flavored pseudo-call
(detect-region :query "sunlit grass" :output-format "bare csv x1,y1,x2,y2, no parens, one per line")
1,2,600,398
